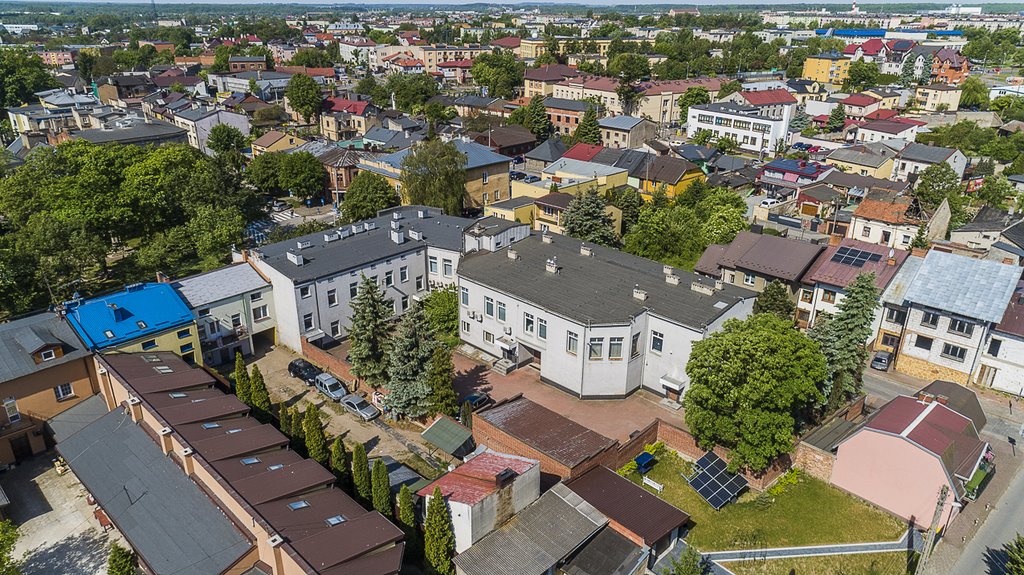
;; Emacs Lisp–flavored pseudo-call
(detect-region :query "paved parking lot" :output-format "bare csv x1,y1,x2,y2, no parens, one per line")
3,455,125,575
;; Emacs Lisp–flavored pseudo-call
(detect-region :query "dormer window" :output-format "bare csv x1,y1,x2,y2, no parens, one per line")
39,349,56,362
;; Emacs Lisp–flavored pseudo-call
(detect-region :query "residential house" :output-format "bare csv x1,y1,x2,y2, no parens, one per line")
687,102,790,156
251,130,307,155
562,142,604,162
170,263,275,366
757,158,834,200
228,56,268,72
552,76,722,123
802,52,852,85
247,206,486,353
362,126,425,151
856,118,923,144
831,381,990,528
417,450,540,552
489,36,522,53
70,115,188,147
694,231,825,299
839,94,882,120
598,116,657,149
893,142,968,182
59,351,405,575
931,48,970,85
862,87,903,110
723,89,798,121
208,71,294,102
524,64,581,98
320,97,380,141
825,142,897,179
915,84,963,112
169,106,252,155
883,250,1020,384
453,95,510,119
0,312,98,465
524,137,567,171
484,196,538,226
950,205,1024,252
787,78,826,105
290,140,382,203
93,74,155,104
843,38,888,63
471,125,536,158
635,155,705,199
540,156,629,194
566,465,690,570
533,191,623,236
544,97,597,137
882,39,927,78
358,140,512,208
796,238,909,328
848,192,950,250
438,59,473,84
976,280,1024,393
338,38,377,65
458,234,756,401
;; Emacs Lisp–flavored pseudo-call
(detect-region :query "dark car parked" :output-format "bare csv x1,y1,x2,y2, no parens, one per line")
287,358,322,385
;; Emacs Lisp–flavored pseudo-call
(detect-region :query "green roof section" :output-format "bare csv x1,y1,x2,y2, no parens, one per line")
421,415,473,456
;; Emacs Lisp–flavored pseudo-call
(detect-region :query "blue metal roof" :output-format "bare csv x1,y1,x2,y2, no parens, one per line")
828,29,887,37
379,140,511,171
64,283,194,350
765,158,829,176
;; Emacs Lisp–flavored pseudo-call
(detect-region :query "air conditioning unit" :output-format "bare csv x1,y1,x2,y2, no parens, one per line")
504,327,512,335
468,311,476,319
267,534,285,547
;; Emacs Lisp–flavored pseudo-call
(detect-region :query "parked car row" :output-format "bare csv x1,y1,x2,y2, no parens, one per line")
287,358,380,420
791,142,822,153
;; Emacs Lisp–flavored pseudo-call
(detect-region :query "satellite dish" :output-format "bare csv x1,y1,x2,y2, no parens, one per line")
888,248,895,259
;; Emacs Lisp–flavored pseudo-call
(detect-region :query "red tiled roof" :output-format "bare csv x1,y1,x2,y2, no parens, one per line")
740,88,797,106
323,97,370,115
865,109,899,120
490,36,521,49
395,58,424,67
853,196,918,224
277,66,335,78
417,452,536,505
562,142,603,162
438,59,473,68
842,93,880,107
860,38,886,55
843,43,860,55
860,119,916,134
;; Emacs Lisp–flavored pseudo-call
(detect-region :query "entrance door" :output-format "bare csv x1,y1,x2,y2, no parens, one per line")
881,230,892,245
9,434,32,462
522,345,542,368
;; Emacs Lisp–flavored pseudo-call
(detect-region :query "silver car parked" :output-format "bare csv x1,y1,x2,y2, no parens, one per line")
314,373,348,402
340,394,381,421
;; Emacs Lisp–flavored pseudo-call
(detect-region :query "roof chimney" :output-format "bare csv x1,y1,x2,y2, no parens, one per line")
542,233,553,244
545,257,558,274
580,244,592,257
663,264,674,275
507,248,519,260
690,282,715,296
632,285,647,301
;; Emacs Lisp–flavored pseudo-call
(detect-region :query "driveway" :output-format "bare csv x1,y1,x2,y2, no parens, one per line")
3,455,125,575
452,350,688,443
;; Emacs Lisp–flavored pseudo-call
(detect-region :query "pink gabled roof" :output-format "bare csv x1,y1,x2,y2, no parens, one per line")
562,142,604,161
865,109,899,121
740,88,797,106
417,452,536,505
843,43,860,55
860,38,886,55
802,238,908,290
490,36,521,49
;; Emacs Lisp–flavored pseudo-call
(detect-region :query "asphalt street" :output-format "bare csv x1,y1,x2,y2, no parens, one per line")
942,467,1024,575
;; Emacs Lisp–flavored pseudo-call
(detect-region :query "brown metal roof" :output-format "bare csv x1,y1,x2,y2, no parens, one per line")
232,459,336,505
476,396,616,468
290,512,405,572
101,352,218,393
210,450,305,483
191,424,289,462
176,417,263,444
720,231,825,282
142,388,224,409
996,281,1024,339
801,238,908,290
255,488,368,541
159,395,250,425
566,466,688,546
319,542,404,575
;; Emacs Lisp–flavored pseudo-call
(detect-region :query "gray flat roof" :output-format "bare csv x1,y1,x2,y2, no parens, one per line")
253,206,472,283
58,409,251,575
46,394,108,443
458,233,754,328
172,263,270,309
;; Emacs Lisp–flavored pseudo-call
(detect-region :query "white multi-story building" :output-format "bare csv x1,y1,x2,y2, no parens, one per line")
892,142,968,182
976,289,1024,394
170,263,276,366
168,106,251,155
457,233,756,400
686,102,790,155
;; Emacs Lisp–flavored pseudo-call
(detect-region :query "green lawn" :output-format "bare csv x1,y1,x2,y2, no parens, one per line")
623,451,904,551
723,551,915,575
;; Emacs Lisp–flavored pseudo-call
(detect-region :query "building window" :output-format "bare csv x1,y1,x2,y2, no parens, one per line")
567,331,578,355
881,333,900,348
349,282,358,298
198,308,210,317
40,349,56,361
497,301,507,322
400,266,409,282
743,273,756,286
630,333,641,358
538,318,547,340
651,330,664,353
303,313,314,331
401,296,409,311
250,292,262,302
484,297,495,317
861,225,872,238
886,308,907,325
300,286,312,299
484,331,495,344
800,289,813,303
941,343,967,362
54,383,74,401
915,335,933,350
176,329,191,340
443,259,454,277
327,289,338,307
253,305,269,321
4,399,20,424
462,320,471,333
141,340,157,350
524,313,535,334
822,290,837,304
948,319,974,337
608,337,623,360
429,256,438,274
416,276,425,291
988,338,1002,357
180,343,194,353
901,234,912,245
461,287,469,306
385,271,394,287
921,311,940,328
330,321,341,338
231,314,242,328
588,337,604,360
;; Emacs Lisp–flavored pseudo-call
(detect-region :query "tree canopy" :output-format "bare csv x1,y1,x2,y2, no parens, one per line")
753,280,796,320
810,273,879,409
344,171,398,221
470,49,525,99
285,73,323,123
348,275,392,388
400,140,467,215
561,189,618,246
0,49,59,107
207,124,248,155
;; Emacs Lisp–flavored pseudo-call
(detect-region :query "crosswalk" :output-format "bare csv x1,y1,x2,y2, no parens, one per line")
270,211,293,223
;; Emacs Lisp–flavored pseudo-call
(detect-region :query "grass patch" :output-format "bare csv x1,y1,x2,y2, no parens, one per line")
402,452,443,480
723,551,915,575
622,451,904,551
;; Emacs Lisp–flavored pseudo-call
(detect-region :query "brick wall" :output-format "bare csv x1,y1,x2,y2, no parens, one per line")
791,442,836,481
895,353,969,385
471,413,574,479
300,340,355,383
612,419,661,469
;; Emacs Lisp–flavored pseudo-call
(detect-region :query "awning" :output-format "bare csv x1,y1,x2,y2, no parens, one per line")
421,415,473,457
304,329,326,342
496,336,517,351
659,374,687,392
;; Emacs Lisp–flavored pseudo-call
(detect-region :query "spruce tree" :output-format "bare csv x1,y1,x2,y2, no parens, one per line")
525,94,552,140
900,55,917,87
398,484,422,563
811,272,880,408
460,401,473,428
561,188,618,247
290,406,306,453
303,404,328,465
108,542,137,575
424,486,455,575
352,441,372,504
911,224,929,249
348,275,392,388
571,105,601,145
753,279,796,320
426,345,459,417
248,365,272,419
330,437,352,492
233,352,250,405
1004,533,1024,575
371,458,393,517
385,302,434,419
825,103,847,132
278,402,290,436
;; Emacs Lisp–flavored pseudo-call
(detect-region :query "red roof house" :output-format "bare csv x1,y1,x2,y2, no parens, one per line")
562,142,604,162
737,88,797,106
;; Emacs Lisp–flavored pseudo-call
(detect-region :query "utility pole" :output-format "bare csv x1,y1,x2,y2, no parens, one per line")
914,484,949,575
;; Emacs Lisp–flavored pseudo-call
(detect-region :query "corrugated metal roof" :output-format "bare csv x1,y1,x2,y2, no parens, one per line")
421,415,473,455
902,250,1020,323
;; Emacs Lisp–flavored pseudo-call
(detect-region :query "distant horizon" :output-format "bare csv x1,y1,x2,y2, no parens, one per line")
18,0,1024,6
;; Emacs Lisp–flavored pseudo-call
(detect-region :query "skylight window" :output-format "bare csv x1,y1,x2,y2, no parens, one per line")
168,392,187,398
137,320,148,329
153,366,173,374
201,423,221,429
240,457,261,465
288,500,310,511
226,428,242,434
267,464,285,471
325,515,347,526
104,330,115,338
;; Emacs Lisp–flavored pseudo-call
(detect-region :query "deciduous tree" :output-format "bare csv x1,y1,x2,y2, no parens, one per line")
286,73,323,123
422,286,459,347
460,401,473,428
677,86,710,117
279,151,326,201
207,124,248,155
348,275,393,388
662,546,708,575
915,161,962,210
424,487,455,575
401,140,467,215
469,49,524,99
343,171,398,221
0,49,58,107
959,76,990,110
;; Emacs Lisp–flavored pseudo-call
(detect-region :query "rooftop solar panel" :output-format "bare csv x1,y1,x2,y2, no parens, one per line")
686,452,749,510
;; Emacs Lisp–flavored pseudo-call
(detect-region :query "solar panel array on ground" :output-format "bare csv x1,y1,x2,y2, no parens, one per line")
687,452,748,510
830,246,883,268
